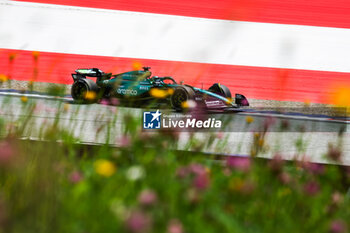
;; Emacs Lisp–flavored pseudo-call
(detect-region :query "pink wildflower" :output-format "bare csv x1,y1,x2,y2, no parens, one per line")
0,140,15,165
329,220,347,233
193,173,210,190
303,181,320,196
138,189,157,206
176,167,189,178
278,172,291,184
120,136,131,147
226,157,251,172
125,210,152,233
69,171,83,184
268,154,284,172
327,144,342,162
189,163,206,175
167,219,184,233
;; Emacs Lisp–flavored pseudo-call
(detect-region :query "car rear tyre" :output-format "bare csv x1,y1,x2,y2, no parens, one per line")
208,83,232,99
71,79,100,103
170,86,195,111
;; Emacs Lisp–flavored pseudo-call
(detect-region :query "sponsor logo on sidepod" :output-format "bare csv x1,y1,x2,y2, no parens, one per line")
117,89,138,95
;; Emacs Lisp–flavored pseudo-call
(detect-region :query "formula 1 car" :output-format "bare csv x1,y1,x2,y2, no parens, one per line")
71,67,249,111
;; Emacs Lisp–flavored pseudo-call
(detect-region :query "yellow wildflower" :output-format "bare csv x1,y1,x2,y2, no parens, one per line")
63,103,70,112
258,138,264,147
150,88,168,98
9,53,17,61
205,167,211,175
32,51,40,59
332,85,350,107
84,91,96,100
228,177,244,192
245,116,254,124
225,97,233,104
132,61,142,70
21,96,28,103
0,74,8,83
250,149,257,157
181,101,189,109
28,80,34,89
304,99,311,107
94,159,116,177
277,188,291,198
181,100,196,109
167,89,174,95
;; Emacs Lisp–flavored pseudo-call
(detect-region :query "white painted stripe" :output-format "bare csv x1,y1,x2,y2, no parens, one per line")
0,91,72,101
239,112,350,124
1,1,350,72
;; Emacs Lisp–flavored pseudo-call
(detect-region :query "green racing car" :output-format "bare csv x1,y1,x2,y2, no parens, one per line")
71,67,249,111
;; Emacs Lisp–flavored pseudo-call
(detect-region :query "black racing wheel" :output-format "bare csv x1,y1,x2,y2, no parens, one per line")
208,83,232,98
71,78,100,103
170,86,195,111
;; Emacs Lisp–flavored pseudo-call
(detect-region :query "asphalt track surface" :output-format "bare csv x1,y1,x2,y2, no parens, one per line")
0,91,349,165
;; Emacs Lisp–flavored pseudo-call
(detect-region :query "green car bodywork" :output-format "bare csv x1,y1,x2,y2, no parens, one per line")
71,67,249,110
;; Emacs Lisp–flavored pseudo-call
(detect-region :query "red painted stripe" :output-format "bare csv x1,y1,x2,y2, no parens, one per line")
14,0,350,29
1,49,349,104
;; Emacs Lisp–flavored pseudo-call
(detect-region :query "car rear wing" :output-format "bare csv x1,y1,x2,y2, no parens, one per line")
72,68,106,81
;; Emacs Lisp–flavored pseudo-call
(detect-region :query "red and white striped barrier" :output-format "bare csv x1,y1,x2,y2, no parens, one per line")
1,0,350,103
